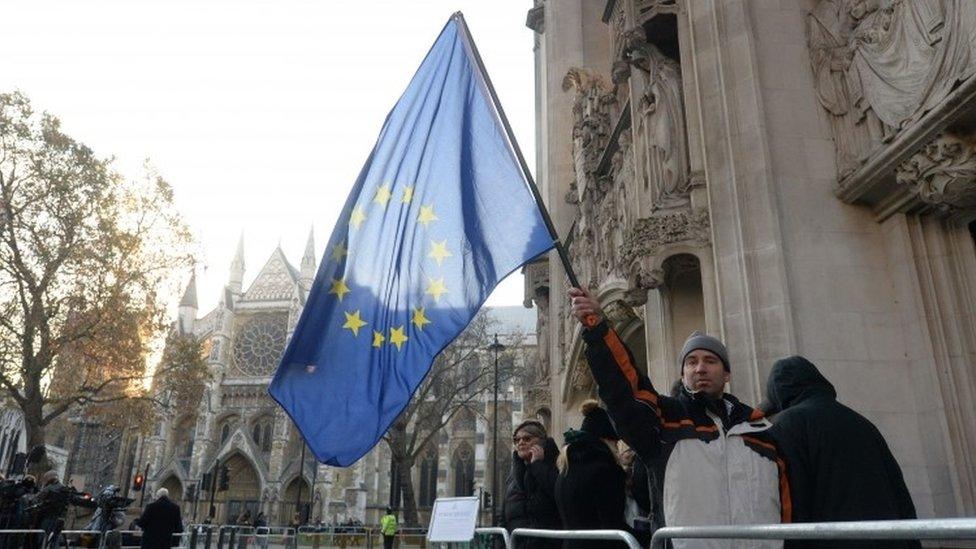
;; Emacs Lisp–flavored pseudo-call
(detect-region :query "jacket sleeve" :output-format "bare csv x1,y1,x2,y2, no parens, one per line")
525,460,558,500
582,322,666,463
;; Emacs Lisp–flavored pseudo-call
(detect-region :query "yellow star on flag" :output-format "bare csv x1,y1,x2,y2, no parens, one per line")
402,186,414,203
425,277,449,303
374,185,392,207
411,307,431,331
331,241,348,262
350,207,367,229
428,239,453,266
418,204,438,227
329,278,350,301
389,325,408,351
372,330,386,348
342,310,367,337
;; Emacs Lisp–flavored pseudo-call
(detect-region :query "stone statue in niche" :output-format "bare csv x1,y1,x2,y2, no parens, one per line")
809,0,976,178
808,0,888,177
624,31,690,208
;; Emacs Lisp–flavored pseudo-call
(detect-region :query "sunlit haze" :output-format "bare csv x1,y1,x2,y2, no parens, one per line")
0,0,537,314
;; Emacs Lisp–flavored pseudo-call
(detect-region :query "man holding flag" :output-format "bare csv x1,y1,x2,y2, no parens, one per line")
269,13,557,467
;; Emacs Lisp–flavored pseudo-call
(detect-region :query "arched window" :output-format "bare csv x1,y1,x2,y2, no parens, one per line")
252,416,273,453
452,408,475,433
452,444,474,497
418,446,438,507
175,417,196,462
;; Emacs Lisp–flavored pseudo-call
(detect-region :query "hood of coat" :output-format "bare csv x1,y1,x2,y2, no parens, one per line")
762,355,836,415
565,432,617,466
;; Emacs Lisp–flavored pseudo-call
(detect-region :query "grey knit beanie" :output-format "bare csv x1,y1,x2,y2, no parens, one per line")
679,331,730,372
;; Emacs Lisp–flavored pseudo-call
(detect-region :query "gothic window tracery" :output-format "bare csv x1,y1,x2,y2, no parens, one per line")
418,445,438,507
452,443,474,497
251,416,274,453
230,313,289,377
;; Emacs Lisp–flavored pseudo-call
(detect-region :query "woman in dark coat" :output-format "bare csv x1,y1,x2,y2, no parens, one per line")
499,419,561,549
555,400,629,549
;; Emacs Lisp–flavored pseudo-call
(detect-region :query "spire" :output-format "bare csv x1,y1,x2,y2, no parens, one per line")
229,232,245,294
301,226,316,287
178,270,198,334
179,271,198,309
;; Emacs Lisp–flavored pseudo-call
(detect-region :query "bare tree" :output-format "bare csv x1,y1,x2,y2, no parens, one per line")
382,311,524,526
0,91,195,471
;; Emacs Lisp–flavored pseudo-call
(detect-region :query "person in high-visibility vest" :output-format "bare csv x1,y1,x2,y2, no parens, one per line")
380,507,398,549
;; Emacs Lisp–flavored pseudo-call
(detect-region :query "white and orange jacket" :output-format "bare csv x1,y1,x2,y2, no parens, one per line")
582,322,790,549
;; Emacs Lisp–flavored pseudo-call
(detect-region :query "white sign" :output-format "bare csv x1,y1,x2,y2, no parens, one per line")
427,496,480,542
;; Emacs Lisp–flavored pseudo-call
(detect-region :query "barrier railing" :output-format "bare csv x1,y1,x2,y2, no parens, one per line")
511,528,642,549
474,527,510,549
650,518,976,548
58,529,145,549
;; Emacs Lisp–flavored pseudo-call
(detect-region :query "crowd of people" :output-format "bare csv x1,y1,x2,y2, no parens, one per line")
495,288,921,549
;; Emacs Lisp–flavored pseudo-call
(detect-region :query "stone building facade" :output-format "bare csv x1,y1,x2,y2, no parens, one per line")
138,234,534,526
524,0,976,521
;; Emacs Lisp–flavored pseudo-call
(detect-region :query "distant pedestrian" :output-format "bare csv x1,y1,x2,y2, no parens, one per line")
379,508,397,549
763,356,921,549
135,488,183,549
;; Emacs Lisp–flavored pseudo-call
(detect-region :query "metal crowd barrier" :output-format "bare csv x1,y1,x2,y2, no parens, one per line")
511,528,641,549
650,518,976,548
59,529,144,549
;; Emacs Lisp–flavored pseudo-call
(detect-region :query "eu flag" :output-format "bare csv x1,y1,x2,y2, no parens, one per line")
268,15,555,466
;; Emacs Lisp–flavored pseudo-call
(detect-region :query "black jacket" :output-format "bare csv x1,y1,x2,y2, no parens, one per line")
501,437,561,549
136,496,183,549
764,356,920,549
554,433,629,549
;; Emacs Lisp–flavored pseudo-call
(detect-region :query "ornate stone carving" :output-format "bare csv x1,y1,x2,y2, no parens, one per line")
809,0,976,179
604,299,639,331
563,68,617,196
619,209,711,268
569,356,595,395
525,5,544,34
896,132,976,213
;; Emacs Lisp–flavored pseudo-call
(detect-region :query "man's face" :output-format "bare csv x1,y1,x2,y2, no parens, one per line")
682,349,729,399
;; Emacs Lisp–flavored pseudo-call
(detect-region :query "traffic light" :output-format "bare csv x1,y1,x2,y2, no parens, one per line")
218,465,230,491
133,473,145,491
482,490,492,509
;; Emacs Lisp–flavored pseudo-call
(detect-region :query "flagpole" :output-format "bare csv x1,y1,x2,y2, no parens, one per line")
453,12,584,291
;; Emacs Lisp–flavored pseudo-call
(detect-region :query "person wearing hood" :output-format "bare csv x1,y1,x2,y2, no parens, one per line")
569,287,786,549
763,356,920,548
499,419,561,549
555,400,629,549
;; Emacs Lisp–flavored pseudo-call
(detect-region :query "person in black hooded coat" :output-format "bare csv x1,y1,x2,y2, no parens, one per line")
500,420,562,549
555,400,629,549
763,356,920,549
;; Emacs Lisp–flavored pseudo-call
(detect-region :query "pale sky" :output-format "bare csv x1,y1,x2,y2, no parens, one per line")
0,0,537,314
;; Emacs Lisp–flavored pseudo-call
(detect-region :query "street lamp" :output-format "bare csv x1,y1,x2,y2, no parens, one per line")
487,334,505,526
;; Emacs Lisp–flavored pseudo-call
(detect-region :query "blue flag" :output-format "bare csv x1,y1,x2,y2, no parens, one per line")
268,15,555,466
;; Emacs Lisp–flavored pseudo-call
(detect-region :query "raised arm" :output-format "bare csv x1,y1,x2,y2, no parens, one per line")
569,288,666,463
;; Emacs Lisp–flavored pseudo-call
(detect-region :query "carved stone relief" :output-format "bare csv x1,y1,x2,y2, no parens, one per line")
809,0,976,179
619,209,711,268
563,68,618,198
896,131,976,214
623,29,691,209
